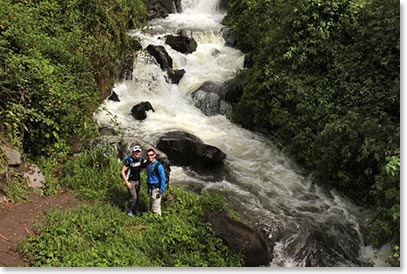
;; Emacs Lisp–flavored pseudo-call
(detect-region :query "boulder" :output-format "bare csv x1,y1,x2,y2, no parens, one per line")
156,131,226,167
146,0,169,19
24,164,45,191
218,0,231,11
208,212,272,267
222,27,236,47
108,91,120,102
146,0,182,20
191,81,230,116
98,126,117,136
1,146,22,166
131,101,155,121
146,45,173,70
165,32,197,54
167,68,185,84
118,39,142,81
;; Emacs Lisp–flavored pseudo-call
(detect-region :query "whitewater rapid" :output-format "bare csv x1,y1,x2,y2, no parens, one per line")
95,0,389,266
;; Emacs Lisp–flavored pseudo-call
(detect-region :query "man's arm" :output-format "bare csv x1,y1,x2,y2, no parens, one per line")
121,165,131,189
158,164,166,194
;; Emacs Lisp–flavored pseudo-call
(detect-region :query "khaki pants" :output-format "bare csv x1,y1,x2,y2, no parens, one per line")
149,188,162,216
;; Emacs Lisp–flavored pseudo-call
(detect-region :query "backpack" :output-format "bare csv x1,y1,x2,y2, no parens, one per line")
120,155,147,180
153,158,171,188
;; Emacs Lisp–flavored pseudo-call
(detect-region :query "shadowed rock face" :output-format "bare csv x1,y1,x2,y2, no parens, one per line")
156,131,226,167
108,91,120,102
208,212,272,267
167,68,185,84
218,0,231,11
165,32,197,54
146,45,173,70
146,0,182,20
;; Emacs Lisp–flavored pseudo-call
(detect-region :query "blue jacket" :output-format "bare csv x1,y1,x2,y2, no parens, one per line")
146,160,166,194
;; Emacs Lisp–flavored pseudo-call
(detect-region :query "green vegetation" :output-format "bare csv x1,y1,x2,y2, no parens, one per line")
18,201,242,266
0,0,145,158
224,0,399,266
0,0,145,202
62,142,123,203
0,0,243,267
18,142,243,266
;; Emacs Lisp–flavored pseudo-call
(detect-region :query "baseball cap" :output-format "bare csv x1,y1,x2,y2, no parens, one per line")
133,145,142,152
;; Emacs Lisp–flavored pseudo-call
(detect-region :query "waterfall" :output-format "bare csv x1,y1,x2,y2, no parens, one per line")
95,0,388,267
181,0,220,14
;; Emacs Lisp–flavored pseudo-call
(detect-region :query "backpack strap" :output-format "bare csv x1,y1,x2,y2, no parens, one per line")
153,161,163,188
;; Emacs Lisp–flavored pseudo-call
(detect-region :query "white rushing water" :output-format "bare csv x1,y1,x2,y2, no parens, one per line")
95,0,388,266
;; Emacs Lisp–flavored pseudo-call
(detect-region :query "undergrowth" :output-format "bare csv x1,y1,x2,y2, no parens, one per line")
17,142,243,266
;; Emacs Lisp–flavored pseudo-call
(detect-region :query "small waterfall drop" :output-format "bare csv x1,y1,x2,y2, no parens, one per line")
181,0,220,14
95,0,387,266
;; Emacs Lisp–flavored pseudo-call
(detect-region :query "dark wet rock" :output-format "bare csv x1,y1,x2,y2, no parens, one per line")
108,91,120,102
167,68,185,84
218,0,231,11
156,131,226,167
208,212,272,267
146,0,182,20
165,32,197,54
146,45,173,70
131,101,155,121
222,27,236,47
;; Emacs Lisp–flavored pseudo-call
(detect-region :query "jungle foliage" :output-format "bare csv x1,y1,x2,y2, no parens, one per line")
224,0,399,265
18,142,243,266
1,0,243,267
0,0,146,158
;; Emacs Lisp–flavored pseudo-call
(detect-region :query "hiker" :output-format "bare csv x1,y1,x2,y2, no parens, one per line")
146,148,166,216
121,145,148,217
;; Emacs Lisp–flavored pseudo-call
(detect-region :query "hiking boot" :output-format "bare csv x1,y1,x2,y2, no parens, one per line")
127,212,134,218
135,210,141,217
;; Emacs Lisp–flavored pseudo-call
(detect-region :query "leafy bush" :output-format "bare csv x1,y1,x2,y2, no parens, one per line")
1,171,28,203
0,0,146,158
61,141,124,205
0,146,28,202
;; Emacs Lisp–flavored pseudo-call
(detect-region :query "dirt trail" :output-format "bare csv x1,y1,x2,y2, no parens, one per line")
0,190,84,267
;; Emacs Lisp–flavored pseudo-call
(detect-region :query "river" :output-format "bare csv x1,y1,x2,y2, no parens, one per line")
94,0,390,267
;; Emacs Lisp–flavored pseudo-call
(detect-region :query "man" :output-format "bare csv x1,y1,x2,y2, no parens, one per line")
121,145,148,217
146,148,166,216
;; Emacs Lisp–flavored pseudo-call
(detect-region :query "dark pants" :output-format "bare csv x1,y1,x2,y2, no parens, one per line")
127,180,140,214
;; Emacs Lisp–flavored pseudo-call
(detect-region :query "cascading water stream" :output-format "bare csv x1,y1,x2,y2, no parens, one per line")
95,0,389,266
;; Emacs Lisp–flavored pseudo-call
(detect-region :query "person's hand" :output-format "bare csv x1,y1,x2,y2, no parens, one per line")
126,182,132,189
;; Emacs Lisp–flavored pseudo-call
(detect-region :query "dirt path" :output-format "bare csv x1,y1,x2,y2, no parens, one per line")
0,190,84,267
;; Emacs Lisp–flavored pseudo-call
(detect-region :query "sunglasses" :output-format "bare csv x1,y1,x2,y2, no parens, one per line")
147,154,155,157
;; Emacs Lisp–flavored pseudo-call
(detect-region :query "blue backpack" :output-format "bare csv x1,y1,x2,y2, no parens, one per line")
153,158,171,188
